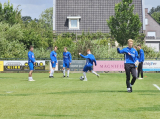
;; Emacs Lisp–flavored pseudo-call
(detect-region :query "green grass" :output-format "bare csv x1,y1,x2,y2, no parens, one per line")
0,73,160,119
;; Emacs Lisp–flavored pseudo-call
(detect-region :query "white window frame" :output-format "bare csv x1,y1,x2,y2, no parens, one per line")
67,16,81,30
147,32,156,37
145,18,148,25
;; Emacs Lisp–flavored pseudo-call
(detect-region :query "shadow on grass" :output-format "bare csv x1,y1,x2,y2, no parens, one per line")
0,93,36,96
33,114,76,117
47,90,160,95
0,90,159,97
126,105,160,112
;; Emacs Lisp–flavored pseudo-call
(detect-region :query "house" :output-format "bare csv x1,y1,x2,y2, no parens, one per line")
53,0,144,34
145,8,160,52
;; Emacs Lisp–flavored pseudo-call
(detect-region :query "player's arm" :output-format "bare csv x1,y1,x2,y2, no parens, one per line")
94,59,97,66
50,52,55,63
79,53,89,59
69,52,72,63
139,50,143,62
134,51,139,66
117,48,128,54
29,53,35,63
142,51,145,62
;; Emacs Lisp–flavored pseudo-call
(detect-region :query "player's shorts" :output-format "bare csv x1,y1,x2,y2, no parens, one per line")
51,61,57,68
28,63,34,71
63,62,70,68
83,64,93,72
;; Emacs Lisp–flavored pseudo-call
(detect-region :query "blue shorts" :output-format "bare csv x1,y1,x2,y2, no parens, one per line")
29,63,34,71
51,61,57,68
83,65,93,72
63,62,70,68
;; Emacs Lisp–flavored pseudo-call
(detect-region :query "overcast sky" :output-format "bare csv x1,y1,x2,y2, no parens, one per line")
0,0,159,19
145,0,160,11
0,0,52,19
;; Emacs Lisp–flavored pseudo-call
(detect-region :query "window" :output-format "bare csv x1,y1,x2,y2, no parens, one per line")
67,16,81,30
147,32,156,37
71,19,78,28
145,18,148,25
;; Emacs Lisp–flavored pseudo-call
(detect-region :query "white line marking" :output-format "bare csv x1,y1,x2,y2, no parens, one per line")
6,91,13,93
153,84,160,90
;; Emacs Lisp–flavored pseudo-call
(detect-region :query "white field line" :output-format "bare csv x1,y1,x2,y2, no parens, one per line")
153,84,160,90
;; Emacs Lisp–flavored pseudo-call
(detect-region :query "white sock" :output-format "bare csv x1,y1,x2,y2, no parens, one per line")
67,70,70,76
63,69,65,76
92,70,98,76
127,88,130,91
83,72,87,80
28,77,32,80
50,69,54,76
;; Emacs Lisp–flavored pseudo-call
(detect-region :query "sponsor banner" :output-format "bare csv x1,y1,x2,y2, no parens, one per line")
93,61,125,71
143,61,160,71
58,60,86,71
0,61,4,71
3,61,45,71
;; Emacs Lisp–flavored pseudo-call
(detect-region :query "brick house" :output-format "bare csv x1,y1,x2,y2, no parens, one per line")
145,8,160,52
53,0,144,34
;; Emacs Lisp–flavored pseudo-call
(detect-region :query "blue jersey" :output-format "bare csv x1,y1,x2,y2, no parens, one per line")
80,54,97,66
139,49,145,62
63,51,72,63
117,47,138,64
50,51,57,62
28,51,35,64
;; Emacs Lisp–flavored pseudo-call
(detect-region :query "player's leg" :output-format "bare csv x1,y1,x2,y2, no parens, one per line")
138,64,141,79
141,62,143,79
67,63,70,77
136,68,138,78
49,62,56,78
125,64,131,92
91,70,100,78
83,65,88,81
28,63,35,81
130,65,137,92
63,62,66,77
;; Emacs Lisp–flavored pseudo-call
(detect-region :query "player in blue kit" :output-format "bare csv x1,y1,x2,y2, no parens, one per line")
63,47,72,77
79,49,99,81
137,44,145,79
116,39,139,93
49,46,58,78
28,46,36,81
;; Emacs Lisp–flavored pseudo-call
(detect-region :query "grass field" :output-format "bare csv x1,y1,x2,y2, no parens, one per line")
0,73,160,119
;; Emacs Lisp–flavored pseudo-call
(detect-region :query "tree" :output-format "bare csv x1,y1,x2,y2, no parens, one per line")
22,16,32,22
149,6,160,15
151,12,160,24
0,1,21,25
107,0,142,46
39,7,53,30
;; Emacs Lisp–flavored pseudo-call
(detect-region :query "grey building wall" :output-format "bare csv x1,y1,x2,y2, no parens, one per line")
55,0,143,34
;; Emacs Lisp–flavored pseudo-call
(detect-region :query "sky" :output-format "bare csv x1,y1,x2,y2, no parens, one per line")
145,0,160,12
0,0,159,19
0,0,53,19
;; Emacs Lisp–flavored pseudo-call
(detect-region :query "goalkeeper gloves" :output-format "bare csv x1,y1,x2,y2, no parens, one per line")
135,60,139,67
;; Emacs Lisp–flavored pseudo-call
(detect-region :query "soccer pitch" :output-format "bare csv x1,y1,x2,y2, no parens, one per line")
0,73,160,119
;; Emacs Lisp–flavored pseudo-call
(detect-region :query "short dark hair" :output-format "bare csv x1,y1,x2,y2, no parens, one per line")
30,45,34,49
134,46,137,49
137,44,141,47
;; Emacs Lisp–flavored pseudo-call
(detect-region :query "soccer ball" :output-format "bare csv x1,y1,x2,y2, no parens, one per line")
80,76,84,81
